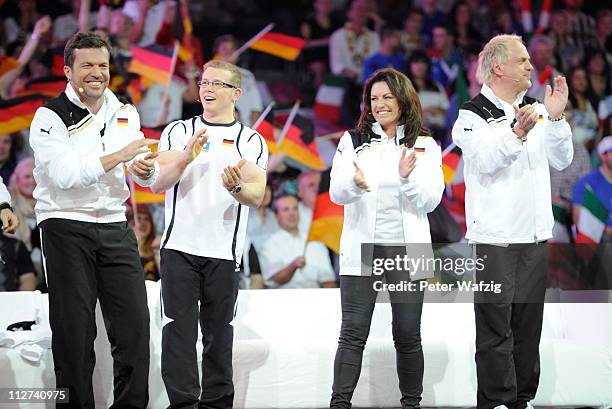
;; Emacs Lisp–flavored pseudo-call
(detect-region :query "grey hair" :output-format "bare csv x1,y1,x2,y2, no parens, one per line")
476,34,523,85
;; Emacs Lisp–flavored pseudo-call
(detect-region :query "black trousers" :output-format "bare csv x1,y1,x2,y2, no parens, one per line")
160,249,239,409
331,247,425,409
473,243,547,409
40,218,150,409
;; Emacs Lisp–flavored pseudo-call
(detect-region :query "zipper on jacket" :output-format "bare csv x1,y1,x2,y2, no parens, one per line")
524,143,538,243
100,123,106,152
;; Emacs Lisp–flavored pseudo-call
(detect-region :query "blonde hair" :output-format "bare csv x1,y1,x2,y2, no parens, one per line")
202,60,242,88
477,34,523,85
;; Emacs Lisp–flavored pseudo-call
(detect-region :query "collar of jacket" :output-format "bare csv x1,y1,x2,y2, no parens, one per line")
64,83,124,113
480,83,528,111
371,122,406,145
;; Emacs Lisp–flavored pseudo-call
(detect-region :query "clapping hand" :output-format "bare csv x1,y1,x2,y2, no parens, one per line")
353,160,370,191
544,75,569,119
399,147,417,179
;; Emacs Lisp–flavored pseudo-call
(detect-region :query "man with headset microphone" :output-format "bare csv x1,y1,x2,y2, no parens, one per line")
29,32,158,408
452,34,573,409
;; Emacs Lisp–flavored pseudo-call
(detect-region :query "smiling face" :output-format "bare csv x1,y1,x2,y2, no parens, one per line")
370,81,400,130
64,47,110,104
199,66,241,119
274,195,300,232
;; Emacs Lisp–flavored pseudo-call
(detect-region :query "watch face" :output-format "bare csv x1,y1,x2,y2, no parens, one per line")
234,185,242,194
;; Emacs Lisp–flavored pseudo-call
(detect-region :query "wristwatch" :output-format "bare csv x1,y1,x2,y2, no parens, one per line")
228,184,242,195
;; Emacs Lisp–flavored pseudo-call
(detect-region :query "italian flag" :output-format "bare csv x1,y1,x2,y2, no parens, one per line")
576,185,608,244
314,75,346,123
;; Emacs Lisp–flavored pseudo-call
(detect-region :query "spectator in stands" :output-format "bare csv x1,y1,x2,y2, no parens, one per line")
127,204,159,281
546,10,581,73
562,0,599,65
300,0,343,88
407,50,449,143
0,134,17,184
213,34,263,127
0,15,51,98
362,27,406,85
0,232,36,291
244,182,277,289
258,193,336,289
8,158,44,287
429,25,464,91
527,36,562,102
550,101,592,242
491,8,518,38
122,0,165,46
330,0,380,126
53,0,97,46
296,170,321,233
567,66,599,148
448,1,483,54
329,68,443,409
465,0,490,40
572,136,612,288
419,0,446,48
400,9,425,57
595,9,612,53
2,0,42,44
586,51,611,101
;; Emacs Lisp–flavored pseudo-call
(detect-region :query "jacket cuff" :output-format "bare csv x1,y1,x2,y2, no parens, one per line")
90,154,106,179
547,117,571,135
399,174,419,197
503,128,524,152
131,160,160,187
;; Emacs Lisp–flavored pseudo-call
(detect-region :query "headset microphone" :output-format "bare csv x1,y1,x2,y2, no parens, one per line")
70,79,85,93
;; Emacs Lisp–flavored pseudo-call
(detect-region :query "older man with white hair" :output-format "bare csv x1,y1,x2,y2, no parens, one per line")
452,34,573,409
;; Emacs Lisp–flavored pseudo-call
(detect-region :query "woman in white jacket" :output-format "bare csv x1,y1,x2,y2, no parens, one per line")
329,68,444,409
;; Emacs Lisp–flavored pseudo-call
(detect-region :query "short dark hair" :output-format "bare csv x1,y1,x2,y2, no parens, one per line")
64,32,112,68
272,193,299,214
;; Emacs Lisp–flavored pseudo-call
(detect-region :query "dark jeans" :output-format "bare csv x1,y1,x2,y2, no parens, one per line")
474,243,547,409
331,247,425,409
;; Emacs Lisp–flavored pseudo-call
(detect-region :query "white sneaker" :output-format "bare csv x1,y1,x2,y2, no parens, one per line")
494,406,509,409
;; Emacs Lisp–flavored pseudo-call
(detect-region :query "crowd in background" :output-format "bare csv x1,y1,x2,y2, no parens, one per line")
0,0,610,291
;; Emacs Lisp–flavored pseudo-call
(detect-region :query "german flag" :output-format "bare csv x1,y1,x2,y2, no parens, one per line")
128,44,177,86
17,76,66,97
48,47,65,77
278,115,325,170
250,32,305,61
441,143,462,185
133,182,165,204
0,56,19,76
177,0,194,62
0,94,46,133
307,170,343,253
254,110,280,154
